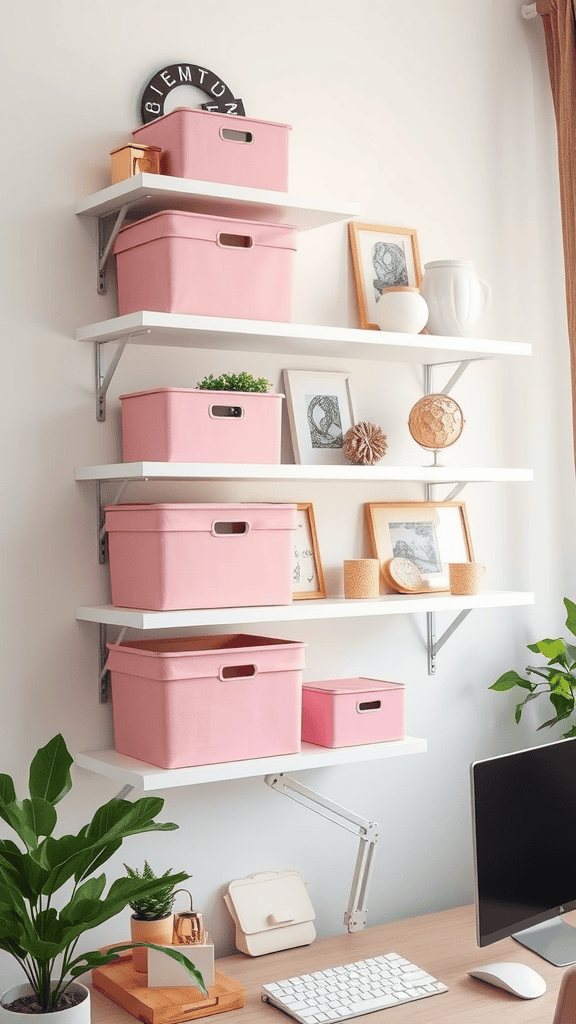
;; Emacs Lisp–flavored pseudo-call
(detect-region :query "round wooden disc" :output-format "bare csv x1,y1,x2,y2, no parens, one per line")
383,557,424,593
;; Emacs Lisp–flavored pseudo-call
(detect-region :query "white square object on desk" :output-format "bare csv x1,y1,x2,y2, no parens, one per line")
147,944,215,988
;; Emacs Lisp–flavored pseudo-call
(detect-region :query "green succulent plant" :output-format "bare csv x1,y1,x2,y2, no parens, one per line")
124,861,180,920
0,734,207,1012
490,597,576,736
196,372,271,393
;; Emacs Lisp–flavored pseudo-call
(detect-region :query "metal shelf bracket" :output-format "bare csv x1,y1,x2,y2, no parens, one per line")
98,622,128,703
95,332,150,421
264,772,378,932
427,608,472,675
97,199,151,295
98,479,130,562
424,358,477,398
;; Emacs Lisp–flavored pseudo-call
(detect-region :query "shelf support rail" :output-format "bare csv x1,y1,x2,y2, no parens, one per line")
97,198,152,295
264,773,378,933
427,608,472,675
95,332,150,421
424,359,476,397
98,479,130,562
99,623,128,703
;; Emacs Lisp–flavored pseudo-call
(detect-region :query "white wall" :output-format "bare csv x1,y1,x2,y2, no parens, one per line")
1,0,574,988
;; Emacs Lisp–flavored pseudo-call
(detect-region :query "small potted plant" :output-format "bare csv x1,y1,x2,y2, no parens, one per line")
124,862,182,973
0,734,207,1023
120,371,283,464
490,597,576,736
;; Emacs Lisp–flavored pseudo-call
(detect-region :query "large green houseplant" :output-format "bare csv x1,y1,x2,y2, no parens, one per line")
0,734,207,1014
490,597,576,736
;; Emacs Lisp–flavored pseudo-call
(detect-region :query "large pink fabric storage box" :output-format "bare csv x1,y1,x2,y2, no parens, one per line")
120,387,283,464
105,502,296,610
113,210,296,322
132,107,290,191
301,678,405,748
107,633,306,769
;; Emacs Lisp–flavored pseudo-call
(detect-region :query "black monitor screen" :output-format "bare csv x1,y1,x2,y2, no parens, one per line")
471,737,576,946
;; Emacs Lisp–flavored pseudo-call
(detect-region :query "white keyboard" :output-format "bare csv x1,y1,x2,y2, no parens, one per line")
261,951,448,1022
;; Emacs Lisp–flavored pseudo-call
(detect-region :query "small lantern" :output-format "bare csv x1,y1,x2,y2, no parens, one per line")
172,889,206,945
110,143,161,184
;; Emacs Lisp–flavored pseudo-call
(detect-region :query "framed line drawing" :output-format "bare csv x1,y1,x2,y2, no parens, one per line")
365,501,474,594
292,503,326,600
349,222,422,330
283,369,356,465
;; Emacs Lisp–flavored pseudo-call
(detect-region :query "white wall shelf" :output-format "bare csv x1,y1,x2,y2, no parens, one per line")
75,172,359,231
76,462,534,484
76,591,534,629
74,736,428,791
77,310,532,365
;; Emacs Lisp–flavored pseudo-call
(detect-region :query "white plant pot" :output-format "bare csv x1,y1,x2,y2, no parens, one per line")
419,260,491,337
374,286,428,334
0,983,90,1024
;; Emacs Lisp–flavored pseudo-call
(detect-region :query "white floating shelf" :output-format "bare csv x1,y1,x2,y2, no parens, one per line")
76,311,532,364
75,173,359,231
74,736,428,791
75,462,533,484
76,591,534,629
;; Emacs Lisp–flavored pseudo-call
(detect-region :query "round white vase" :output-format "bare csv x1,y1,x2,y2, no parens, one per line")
374,286,429,334
419,260,491,336
0,983,90,1024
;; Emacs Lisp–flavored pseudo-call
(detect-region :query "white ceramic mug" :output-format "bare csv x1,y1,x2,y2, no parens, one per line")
420,260,491,337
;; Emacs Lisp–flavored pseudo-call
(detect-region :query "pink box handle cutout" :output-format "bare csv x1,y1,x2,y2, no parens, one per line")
211,520,250,537
357,699,382,714
219,663,258,681
219,126,254,144
209,403,245,420
216,231,254,249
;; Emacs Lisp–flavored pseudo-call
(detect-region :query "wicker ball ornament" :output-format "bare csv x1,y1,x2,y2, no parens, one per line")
343,422,388,465
408,393,464,451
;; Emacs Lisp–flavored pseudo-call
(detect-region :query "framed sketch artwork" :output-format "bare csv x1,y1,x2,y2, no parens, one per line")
349,223,422,330
365,501,474,594
283,369,356,465
292,503,326,600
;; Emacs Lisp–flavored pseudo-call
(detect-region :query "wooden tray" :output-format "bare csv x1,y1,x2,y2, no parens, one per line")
92,953,244,1024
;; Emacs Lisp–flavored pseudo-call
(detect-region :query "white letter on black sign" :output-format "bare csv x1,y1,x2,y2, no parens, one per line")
145,102,161,115
178,66,192,82
161,70,177,88
211,81,225,97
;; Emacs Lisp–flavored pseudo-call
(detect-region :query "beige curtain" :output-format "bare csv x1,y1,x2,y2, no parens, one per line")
537,0,576,458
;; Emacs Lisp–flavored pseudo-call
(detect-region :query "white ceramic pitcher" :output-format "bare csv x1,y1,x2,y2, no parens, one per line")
420,260,491,337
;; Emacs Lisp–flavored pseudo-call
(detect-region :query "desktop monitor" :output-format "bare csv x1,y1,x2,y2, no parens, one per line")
471,736,576,967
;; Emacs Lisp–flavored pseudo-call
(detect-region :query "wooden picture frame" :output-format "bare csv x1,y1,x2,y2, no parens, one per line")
283,369,357,465
365,501,473,594
349,222,422,330
292,503,326,600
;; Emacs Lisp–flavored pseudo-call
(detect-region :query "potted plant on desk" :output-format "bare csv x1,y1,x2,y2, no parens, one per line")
0,734,207,1023
124,861,182,973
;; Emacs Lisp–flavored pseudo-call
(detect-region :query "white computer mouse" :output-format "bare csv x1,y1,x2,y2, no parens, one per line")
468,961,547,999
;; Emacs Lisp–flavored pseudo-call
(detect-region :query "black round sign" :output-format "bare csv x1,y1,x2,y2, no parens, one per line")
140,63,245,123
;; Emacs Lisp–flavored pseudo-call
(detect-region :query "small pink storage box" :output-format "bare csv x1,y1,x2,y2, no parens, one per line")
120,387,284,464
113,210,296,322
105,502,296,610
107,633,306,769
132,107,290,191
301,678,405,748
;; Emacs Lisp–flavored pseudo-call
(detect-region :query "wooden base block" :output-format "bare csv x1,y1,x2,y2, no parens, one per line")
92,955,244,1024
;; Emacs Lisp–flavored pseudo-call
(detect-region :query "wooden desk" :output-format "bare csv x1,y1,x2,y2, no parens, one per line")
90,904,574,1023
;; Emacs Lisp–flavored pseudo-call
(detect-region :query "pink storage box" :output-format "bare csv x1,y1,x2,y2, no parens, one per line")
113,209,296,322
120,387,284,464
105,502,296,610
301,678,405,748
132,107,290,191
107,633,306,769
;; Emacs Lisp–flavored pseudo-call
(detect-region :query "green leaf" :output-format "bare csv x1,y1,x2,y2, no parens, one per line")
83,797,171,845
565,598,576,638
0,775,16,805
20,798,57,842
29,734,73,806
490,670,527,691
0,801,39,852
562,723,576,738
550,690,574,716
527,637,566,659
